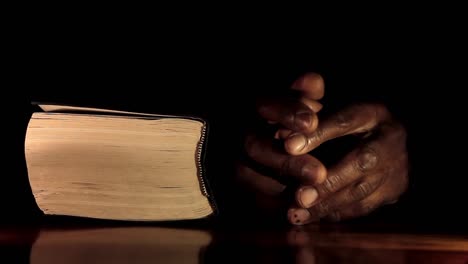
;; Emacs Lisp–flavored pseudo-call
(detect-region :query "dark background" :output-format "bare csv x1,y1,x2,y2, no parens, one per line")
6,19,467,229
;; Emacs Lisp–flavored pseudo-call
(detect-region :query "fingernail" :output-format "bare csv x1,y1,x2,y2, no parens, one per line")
288,208,316,225
298,187,318,208
295,111,312,129
285,133,307,154
274,130,280,139
276,129,294,140
267,120,277,125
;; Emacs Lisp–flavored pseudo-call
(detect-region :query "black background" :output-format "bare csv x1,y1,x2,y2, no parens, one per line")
6,17,468,229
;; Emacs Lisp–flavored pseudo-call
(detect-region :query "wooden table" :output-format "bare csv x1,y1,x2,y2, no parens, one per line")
1,220,467,263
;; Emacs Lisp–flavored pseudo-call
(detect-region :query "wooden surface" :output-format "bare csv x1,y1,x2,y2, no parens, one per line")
1,222,467,264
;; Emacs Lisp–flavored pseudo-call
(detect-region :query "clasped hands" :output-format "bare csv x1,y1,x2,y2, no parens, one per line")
237,73,408,225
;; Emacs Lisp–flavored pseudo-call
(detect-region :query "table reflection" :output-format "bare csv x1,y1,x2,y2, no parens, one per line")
287,226,468,264
30,227,212,264
1,223,467,264
205,225,468,264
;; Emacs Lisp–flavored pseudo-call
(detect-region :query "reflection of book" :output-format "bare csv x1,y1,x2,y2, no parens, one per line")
25,103,215,221
30,227,212,264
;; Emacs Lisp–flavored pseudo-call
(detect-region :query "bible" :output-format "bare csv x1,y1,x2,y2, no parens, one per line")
25,103,215,221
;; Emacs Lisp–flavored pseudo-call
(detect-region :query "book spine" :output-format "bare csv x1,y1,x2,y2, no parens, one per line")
197,124,209,198
196,120,218,216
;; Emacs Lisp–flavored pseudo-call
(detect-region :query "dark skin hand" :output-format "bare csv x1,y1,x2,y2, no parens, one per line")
237,73,409,225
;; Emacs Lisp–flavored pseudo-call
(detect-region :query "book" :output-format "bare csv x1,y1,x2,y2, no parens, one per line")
30,227,212,264
25,103,215,221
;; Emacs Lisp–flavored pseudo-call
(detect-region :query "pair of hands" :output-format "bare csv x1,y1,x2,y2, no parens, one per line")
237,73,408,225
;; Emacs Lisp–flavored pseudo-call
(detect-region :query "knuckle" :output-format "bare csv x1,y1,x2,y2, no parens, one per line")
361,103,390,123
351,181,374,201
319,174,343,195
353,103,389,132
308,128,324,147
355,146,378,172
280,155,294,177
314,127,324,141
316,201,331,217
333,110,353,129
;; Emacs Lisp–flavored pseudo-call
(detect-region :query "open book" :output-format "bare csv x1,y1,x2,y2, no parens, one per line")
25,103,215,221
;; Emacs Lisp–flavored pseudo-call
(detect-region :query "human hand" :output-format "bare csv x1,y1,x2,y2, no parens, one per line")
286,103,408,224
236,72,409,225
236,73,327,215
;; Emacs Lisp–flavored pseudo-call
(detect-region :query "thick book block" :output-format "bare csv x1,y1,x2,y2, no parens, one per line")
25,104,215,221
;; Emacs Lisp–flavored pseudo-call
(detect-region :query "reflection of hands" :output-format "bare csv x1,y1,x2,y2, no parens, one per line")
287,227,407,264
236,73,408,224
287,228,468,264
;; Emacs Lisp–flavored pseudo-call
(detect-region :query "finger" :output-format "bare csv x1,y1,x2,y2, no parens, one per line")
275,128,293,140
287,207,320,225
257,98,319,134
325,189,386,222
273,98,322,139
267,120,278,125
267,99,321,127
295,143,380,208
236,164,286,196
306,174,384,218
285,103,390,155
291,72,325,100
301,98,323,112
245,134,327,185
